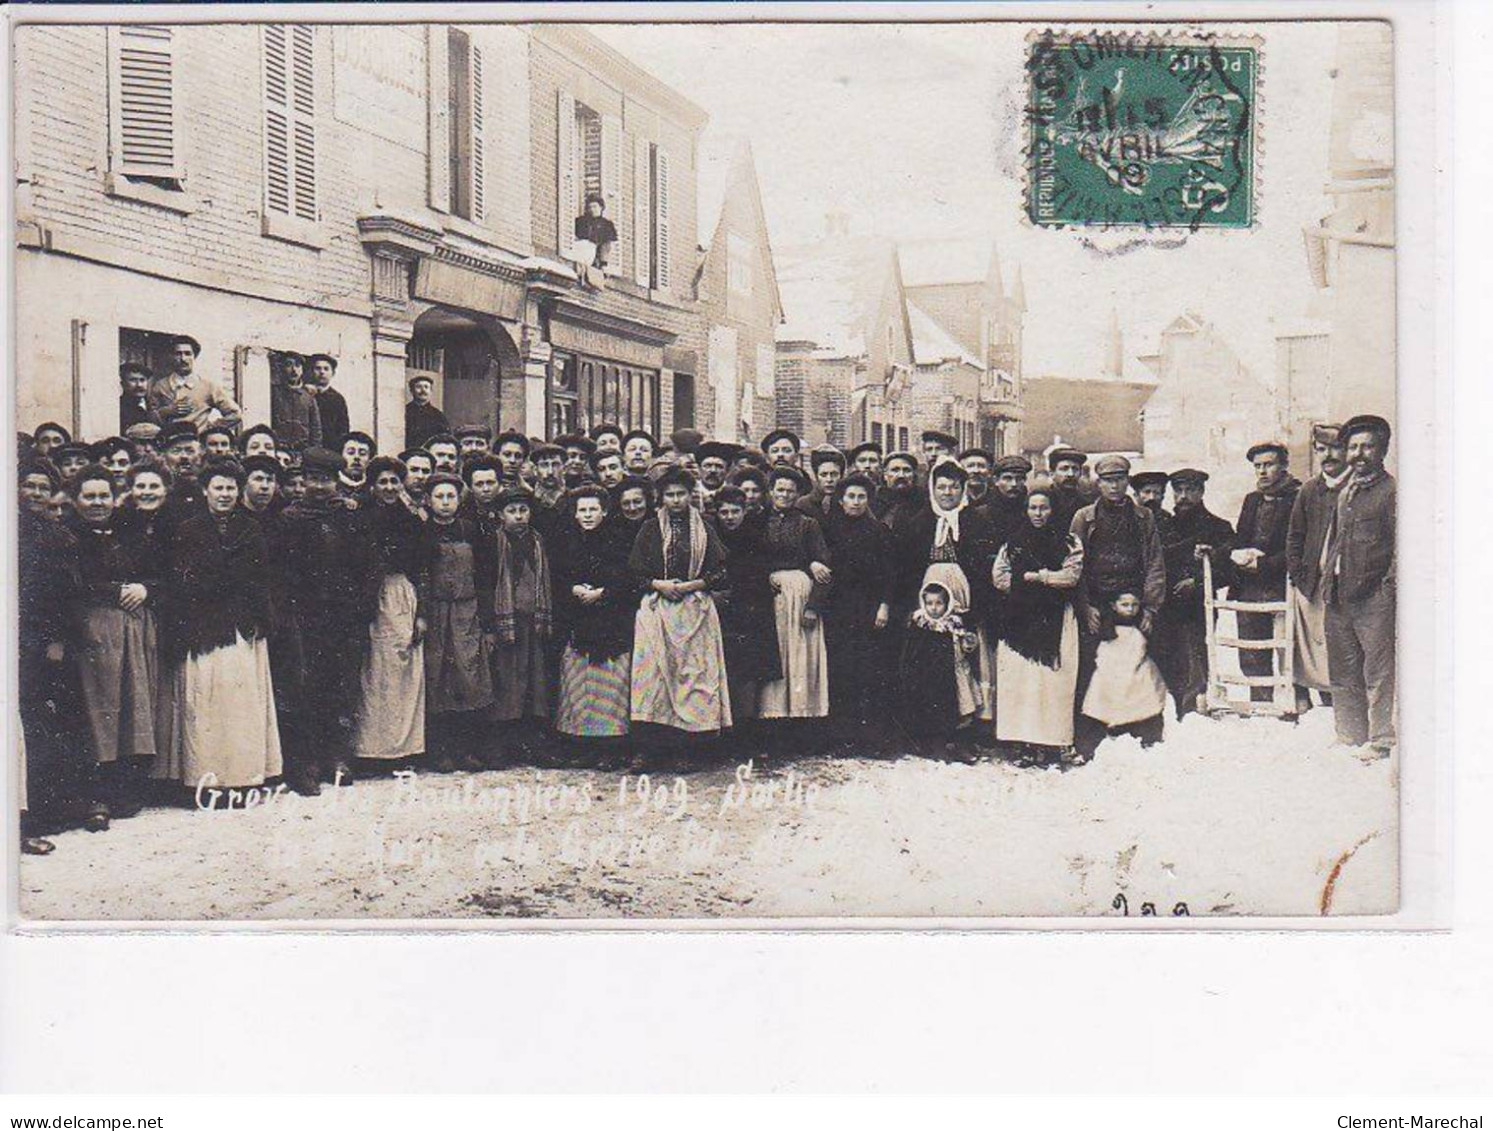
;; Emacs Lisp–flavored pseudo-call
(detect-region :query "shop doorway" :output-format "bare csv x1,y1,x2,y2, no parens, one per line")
406,307,517,445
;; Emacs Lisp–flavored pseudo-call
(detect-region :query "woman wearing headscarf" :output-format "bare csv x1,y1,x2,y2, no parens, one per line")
628,465,732,755
891,457,999,738
352,455,428,766
711,484,781,740
67,463,159,817
757,466,833,737
551,483,636,762
992,484,1085,765
823,472,894,754
158,459,282,790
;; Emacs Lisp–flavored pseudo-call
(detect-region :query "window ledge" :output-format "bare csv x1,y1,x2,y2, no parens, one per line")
105,173,199,215
262,211,329,250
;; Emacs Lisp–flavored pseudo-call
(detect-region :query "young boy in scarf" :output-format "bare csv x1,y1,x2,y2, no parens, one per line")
486,484,553,765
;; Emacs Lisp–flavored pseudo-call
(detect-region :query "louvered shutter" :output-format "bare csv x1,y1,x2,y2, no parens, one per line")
114,25,181,180
263,25,317,221
427,27,451,212
600,115,622,275
557,89,577,256
633,137,652,287
469,43,485,223
655,148,672,291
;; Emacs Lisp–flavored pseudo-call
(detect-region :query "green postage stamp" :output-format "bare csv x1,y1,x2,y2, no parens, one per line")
1026,29,1259,230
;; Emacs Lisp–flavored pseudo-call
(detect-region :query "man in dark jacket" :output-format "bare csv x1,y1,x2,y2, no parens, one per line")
308,354,350,447
1154,468,1235,718
270,351,322,450
1322,415,1396,754
1070,455,1167,636
118,362,159,433
405,374,449,450
279,447,371,790
1286,424,1351,702
1233,442,1305,709
1046,446,1092,535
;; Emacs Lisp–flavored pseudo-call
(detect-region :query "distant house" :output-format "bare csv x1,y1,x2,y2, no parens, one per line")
694,138,782,441
905,297,984,452
1021,374,1156,464
774,230,911,450
898,238,1027,454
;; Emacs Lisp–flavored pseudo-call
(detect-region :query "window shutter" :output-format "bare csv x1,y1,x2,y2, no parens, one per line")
263,25,317,221
600,115,622,274
114,25,181,180
290,26,317,221
427,26,451,212
633,137,652,287
469,43,485,224
556,89,577,256
655,148,673,291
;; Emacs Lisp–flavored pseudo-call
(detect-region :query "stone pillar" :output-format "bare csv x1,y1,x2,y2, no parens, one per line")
371,310,413,456
519,309,550,439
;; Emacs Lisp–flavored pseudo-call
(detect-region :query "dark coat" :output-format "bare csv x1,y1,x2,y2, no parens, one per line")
163,510,273,661
1286,473,1344,601
1325,471,1395,604
714,511,782,685
271,383,323,449
891,504,999,624
1069,498,1168,619
1233,478,1301,601
1159,505,1235,624
405,400,449,450
119,393,160,432
315,386,350,447
551,522,637,663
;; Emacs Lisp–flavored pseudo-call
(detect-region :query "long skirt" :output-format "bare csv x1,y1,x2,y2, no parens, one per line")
758,570,830,719
995,605,1080,747
353,574,425,759
630,592,732,733
425,596,492,715
920,561,988,719
160,632,283,789
76,605,158,764
555,646,631,737
1292,586,1332,691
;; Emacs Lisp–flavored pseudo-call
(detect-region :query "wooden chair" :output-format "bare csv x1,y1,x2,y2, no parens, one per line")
1201,554,1298,717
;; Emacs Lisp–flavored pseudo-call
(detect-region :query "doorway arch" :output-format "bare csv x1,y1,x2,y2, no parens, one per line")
405,306,522,444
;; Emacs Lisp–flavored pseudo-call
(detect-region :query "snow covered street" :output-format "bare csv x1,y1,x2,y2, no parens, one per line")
18,707,1396,922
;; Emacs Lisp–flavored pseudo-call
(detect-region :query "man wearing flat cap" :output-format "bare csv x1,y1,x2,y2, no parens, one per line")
456,423,494,461
1130,471,1170,516
1321,414,1396,754
1154,468,1235,718
696,440,740,516
148,334,242,432
271,351,322,450
847,441,884,485
920,429,958,468
405,373,449,450
761,428,801,470
1046,446,1092,534
1070,454,1167,642
1233,441,1306,712
873,451,923,531
981,453,1033,548
1286,424,1350,704
959,448,995,508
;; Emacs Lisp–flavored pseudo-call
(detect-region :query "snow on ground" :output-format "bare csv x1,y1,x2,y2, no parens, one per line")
18,708,1396,922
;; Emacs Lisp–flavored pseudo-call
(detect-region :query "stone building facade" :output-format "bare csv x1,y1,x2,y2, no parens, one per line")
15,21,707,451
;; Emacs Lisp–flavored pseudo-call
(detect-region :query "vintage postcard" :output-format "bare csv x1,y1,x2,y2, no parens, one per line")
9,14,1408,923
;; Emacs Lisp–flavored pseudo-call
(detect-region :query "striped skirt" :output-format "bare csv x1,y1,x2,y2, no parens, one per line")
555,646,631,737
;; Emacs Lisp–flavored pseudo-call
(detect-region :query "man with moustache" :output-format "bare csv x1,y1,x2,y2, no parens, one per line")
696,439,739,516
271,351,322,450
960,448,995,510
1046,447,1091,535
872,451,923,532
1154,468,1235,719
148,335,242,432
1286,424,1351,704
1321,415,1396,756
404,374,449,450
847,441,884,487
983,454,1033,550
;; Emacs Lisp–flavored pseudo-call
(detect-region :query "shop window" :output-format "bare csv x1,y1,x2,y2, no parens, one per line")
557,350,660,437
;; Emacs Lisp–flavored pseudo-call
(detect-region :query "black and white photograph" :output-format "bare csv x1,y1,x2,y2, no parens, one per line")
10,13,1408,924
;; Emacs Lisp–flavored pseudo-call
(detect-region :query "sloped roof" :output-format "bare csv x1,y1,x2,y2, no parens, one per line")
695,133,739,251
775,237,896,358
1022,375,1157,456
907,297,981,368
898,237,996,288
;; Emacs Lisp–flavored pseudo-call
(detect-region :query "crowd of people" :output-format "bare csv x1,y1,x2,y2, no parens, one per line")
15,342,1399,858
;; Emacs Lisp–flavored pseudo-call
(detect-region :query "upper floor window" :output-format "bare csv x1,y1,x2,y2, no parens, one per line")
557,92,621,276
262,25,318,223
447,28,485,223
727,232,753,297
109,26,183,188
